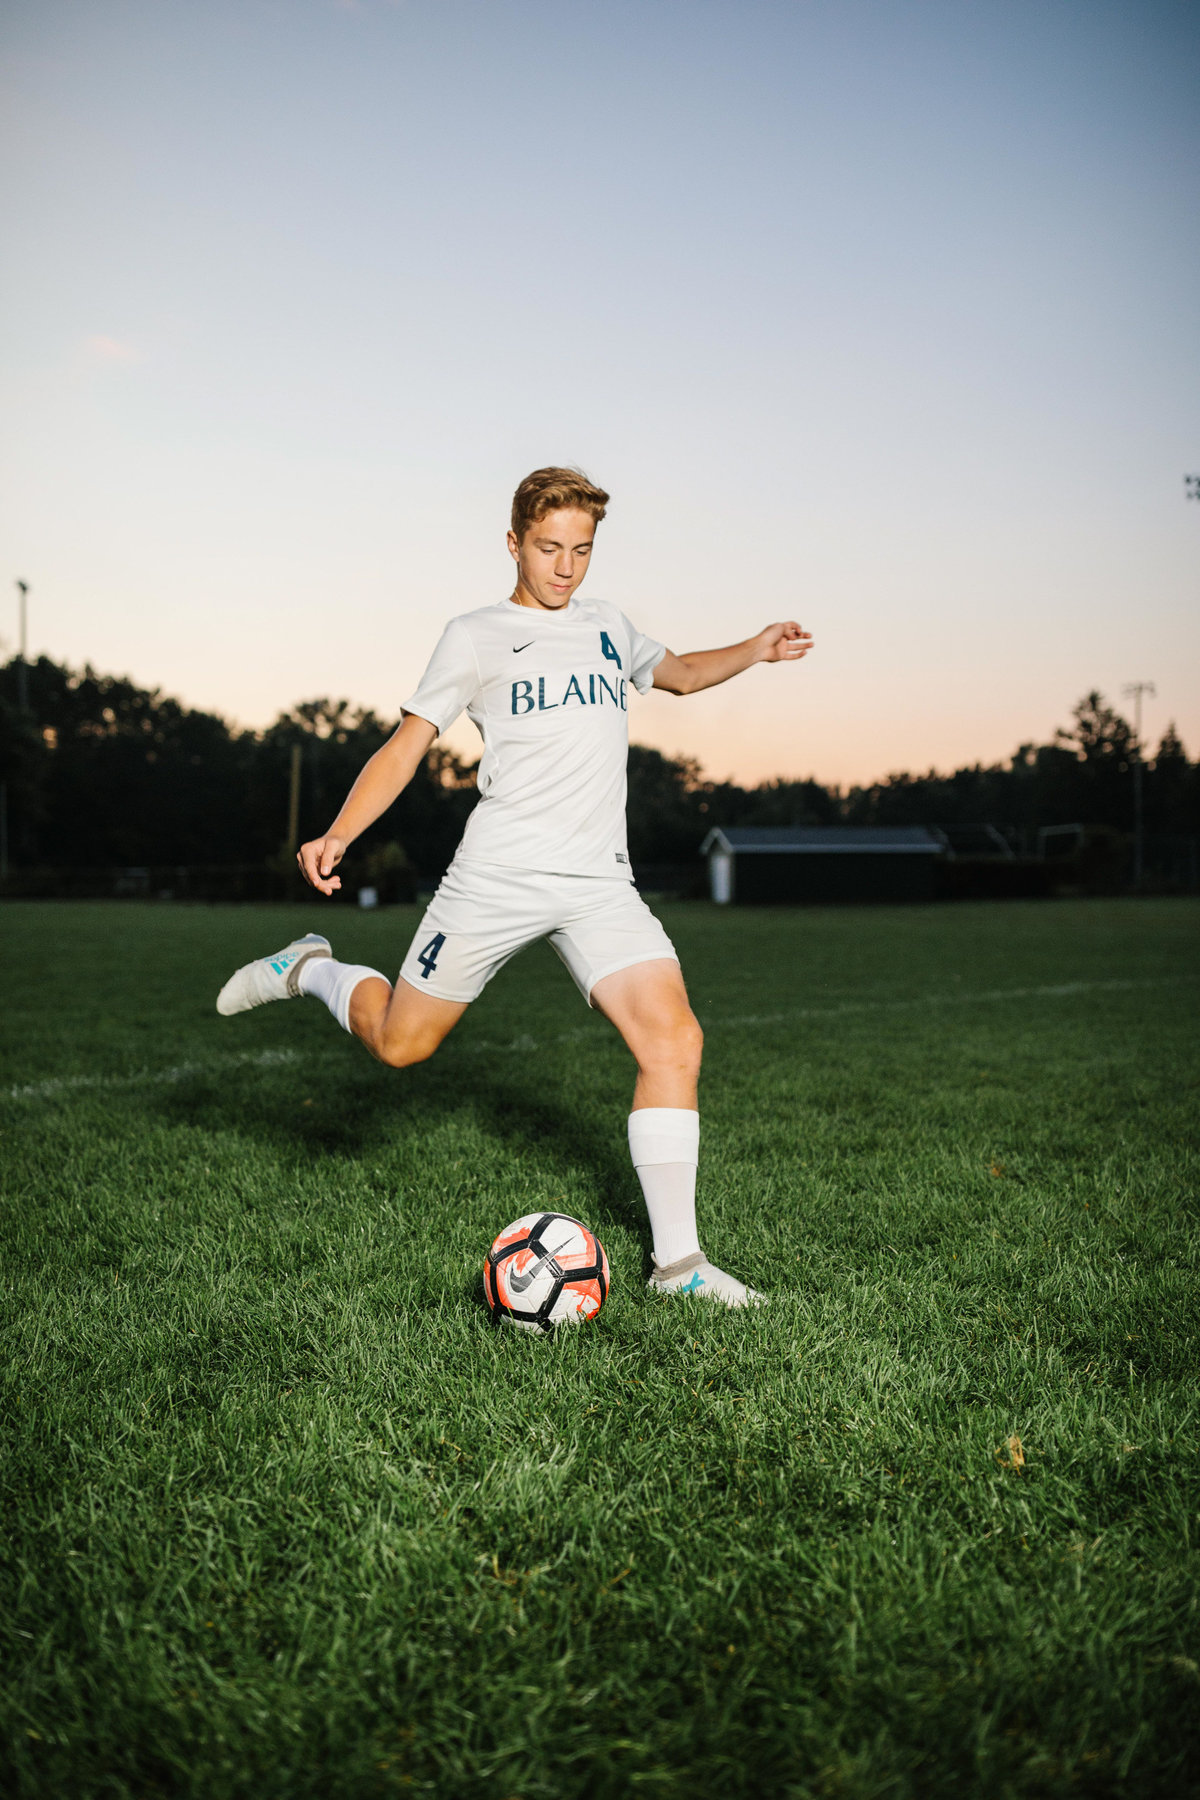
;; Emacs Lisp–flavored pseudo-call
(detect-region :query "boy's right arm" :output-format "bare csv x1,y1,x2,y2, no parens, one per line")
297,712,439,896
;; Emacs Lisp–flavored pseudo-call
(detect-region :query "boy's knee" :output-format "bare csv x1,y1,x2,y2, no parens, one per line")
375,1031,437,1070
641,1011,703,1074
681,1014,704,1070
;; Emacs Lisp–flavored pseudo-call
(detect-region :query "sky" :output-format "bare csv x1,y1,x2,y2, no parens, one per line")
1,0,1197,788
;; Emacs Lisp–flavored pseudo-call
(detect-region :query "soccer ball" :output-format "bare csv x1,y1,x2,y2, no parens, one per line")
484,1212,610,1335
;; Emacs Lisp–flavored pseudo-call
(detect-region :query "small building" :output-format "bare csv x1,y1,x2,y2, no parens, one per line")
700,826,943,905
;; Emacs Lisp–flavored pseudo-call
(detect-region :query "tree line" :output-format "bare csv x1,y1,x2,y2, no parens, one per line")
1,655,1196,890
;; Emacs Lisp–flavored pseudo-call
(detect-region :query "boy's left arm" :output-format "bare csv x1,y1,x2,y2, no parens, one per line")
651,621,813,695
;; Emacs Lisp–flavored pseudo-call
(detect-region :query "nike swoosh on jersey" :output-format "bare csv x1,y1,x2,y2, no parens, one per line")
509,1235,572,1293
513,641,534,653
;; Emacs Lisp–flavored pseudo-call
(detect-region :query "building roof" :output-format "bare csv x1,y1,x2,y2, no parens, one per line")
700,826,943,856
935,824,1015,859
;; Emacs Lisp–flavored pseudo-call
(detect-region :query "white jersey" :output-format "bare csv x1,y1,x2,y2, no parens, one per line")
401,595,666,877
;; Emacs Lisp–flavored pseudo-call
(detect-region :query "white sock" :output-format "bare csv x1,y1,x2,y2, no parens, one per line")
628,1108,702,1267
296,957,388,1033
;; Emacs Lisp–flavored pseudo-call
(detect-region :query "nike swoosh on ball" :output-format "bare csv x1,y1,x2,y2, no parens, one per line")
509,1236,571,1292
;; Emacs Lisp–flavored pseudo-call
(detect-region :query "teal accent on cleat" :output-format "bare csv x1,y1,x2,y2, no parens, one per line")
646,1250,765,1309
215,933,331,1017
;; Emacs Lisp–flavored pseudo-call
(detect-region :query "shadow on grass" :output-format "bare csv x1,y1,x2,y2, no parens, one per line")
150,1028,647,1245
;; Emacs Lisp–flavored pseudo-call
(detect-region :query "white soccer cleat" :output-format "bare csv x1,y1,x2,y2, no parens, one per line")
647,1251,765,1309
216,933,332,1017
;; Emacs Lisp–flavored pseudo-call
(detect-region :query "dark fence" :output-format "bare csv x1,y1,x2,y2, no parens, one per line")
936,858,1055,901
631,863,708,899
0,864,287,902
0,864,423,903
1,837,1195,905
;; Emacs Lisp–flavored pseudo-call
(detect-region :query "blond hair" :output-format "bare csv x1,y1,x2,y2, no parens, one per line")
510,467,609,541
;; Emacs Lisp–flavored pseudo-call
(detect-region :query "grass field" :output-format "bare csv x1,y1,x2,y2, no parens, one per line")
2,896,1198,1799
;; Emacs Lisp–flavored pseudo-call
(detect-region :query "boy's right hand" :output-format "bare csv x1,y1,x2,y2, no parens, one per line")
297,835,347,896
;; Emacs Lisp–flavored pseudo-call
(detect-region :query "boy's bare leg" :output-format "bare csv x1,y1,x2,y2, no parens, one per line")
589,959,702,1110
591,959,761,1306
348,975,467,1068
216,931,465,1068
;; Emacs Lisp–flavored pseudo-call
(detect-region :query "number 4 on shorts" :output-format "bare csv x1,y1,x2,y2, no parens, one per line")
416,932,445,980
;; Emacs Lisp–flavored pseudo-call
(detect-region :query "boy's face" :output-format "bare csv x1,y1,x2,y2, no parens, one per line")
507,507,596,611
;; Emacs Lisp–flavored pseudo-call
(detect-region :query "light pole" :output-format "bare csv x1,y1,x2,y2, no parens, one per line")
287,742,302,855
1123,680,1156,890
4,580,31,882
14,580,29,712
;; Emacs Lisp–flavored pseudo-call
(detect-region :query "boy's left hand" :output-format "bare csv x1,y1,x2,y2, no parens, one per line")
758,621,813,662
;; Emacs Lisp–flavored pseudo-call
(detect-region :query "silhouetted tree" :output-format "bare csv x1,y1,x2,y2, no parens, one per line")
1148,723,1199,837
1,659,1194,883
0,657,241,864
625,746,708,863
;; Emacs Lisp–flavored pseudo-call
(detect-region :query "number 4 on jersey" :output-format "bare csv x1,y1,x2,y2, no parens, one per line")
416,932,445,980
600,630,623,670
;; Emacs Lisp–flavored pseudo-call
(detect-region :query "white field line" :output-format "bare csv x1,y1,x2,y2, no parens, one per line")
455,975,1183,1056
5,1047,302,1103
3,976,1182,1104
702,975,1180,1033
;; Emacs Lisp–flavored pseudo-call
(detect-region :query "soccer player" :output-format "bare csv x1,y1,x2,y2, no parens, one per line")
217,468,813,1305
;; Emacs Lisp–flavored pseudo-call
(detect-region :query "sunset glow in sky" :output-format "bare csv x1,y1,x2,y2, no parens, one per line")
1,0,1197,787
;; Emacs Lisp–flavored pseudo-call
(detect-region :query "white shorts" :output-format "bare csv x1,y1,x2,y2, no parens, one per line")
398,860,679,1006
